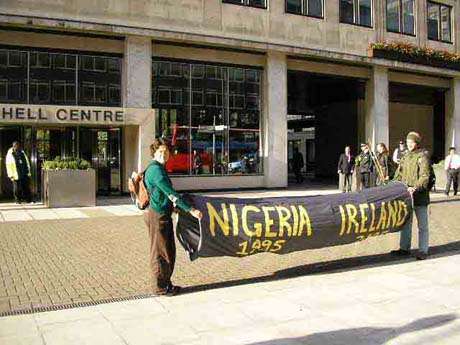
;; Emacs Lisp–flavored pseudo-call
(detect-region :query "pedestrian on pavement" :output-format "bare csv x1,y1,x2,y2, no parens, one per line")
144,138,202,296
444,147,460,196
355,143,374,190
392,131,431,260
376,143,389,186
392,140,408,165
292,147,305,184
337,146,354,193
5,141,32,204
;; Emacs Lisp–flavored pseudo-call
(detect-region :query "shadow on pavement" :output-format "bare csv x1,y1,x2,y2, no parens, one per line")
183,240,460,295
248,313,458,345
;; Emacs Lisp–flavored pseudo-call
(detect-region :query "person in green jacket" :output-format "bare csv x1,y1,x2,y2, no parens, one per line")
144,138,202,296
392,131,431,260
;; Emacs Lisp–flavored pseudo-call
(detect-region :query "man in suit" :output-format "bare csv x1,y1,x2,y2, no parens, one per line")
355,143,374,190
337,146,354,193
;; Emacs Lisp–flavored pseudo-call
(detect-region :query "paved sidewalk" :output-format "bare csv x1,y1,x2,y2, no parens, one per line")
1,253,459,345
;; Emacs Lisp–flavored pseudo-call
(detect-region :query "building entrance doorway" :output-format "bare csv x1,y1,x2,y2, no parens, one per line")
79,128,122,195
287,71,365,185
0,126,22,200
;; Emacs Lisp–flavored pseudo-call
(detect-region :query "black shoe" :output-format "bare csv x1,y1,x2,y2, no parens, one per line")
165,284,182,296
416,253,428,260
390,249,411,256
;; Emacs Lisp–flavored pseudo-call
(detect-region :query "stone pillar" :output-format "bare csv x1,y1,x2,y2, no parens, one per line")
446,78,460,153
263,51,288,188
122,36,153,182
365,66,389,149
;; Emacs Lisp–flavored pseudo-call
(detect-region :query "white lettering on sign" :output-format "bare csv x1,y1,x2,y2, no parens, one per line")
1,106,125,123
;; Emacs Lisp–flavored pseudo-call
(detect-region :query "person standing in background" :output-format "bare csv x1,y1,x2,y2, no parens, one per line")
337,146,354,193
444,147,460,196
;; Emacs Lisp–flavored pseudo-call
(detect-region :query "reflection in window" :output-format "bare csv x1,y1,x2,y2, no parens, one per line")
340,0,373,27
152,60,263,176
427,2,452,42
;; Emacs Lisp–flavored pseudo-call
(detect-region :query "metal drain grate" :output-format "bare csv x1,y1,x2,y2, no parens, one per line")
0,293,156,317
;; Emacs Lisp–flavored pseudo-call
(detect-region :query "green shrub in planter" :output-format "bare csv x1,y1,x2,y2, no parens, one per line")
42,156,91,171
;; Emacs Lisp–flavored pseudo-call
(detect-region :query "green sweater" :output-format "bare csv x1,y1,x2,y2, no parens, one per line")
144,161,192,215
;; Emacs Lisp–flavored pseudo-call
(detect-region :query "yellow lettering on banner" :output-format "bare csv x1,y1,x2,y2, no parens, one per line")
276,206,292,237
396,200,409,227
376,202,388,231
262,206,277,238
345,204,359,234
386,201,398,229
368,203,377,232
359,203,369,233
339,205,347,236
242,205,263,237
298,205,312,237
290,205,299,237
229,204,239,236
207,203,230,237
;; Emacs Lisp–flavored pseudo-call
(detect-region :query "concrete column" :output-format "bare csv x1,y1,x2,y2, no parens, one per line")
263,51,288,188
122,36,153,180
446,78,460,153
365,66,389,149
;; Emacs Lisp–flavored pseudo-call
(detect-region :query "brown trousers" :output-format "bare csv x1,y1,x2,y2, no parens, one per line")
144,208,176,294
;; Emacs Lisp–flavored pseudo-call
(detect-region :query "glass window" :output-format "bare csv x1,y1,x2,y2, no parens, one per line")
386,0,414,35
308,0,323,17
286,0,302,14
152,60,263,176
0,79,7,100
286,0,323,18
0,50,7,66
30,52,51,68
52,81,76,104
402,0,414,35
441,6,451,42
386,0,400,32
223,0,266,8
340,0,372,27
8,51,24,67
0,49,27,103
427,2,452,42
30,80,51,104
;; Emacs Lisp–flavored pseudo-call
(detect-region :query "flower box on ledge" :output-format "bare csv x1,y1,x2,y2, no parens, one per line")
368,45,460,71
42,157,96,208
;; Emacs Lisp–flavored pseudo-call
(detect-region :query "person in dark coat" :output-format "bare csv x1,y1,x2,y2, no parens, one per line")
355,143,374,190
337,146,354,193
292,147,304,184
376,143,389,186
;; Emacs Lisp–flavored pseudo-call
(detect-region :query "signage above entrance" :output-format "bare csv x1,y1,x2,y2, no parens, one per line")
0,104,154,126
0,105,124,125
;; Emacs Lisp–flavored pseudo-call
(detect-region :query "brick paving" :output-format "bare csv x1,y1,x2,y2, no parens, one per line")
0,198,459,315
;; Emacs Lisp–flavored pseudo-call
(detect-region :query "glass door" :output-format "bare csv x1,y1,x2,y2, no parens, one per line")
79,128,121,195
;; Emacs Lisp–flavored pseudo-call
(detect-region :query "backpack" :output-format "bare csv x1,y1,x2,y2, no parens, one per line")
128,164,152,210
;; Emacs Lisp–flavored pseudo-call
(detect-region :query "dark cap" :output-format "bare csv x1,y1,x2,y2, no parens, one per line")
449,147,456,151
399,140,404,144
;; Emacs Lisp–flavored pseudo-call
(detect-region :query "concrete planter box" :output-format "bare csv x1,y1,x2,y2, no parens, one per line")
43,169,96,208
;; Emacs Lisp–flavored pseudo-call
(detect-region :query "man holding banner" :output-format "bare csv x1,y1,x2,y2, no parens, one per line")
392,132,431,260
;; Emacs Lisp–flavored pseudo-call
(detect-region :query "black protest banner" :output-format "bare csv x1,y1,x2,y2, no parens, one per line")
176,182,412,261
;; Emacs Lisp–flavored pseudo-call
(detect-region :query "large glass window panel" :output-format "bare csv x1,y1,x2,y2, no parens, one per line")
340,0,355,24
308,0,323,17
386,0,400,32
402,0,415,35
29,80,51,104
441,6,451,42
0,49,27,103
78,54,121,106
152,60,263,176
286,0,302,14
359,0,372,26
427,3,440,40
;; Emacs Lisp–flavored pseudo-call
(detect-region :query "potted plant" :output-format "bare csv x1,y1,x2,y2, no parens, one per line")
42,156,96,208
368,42,460,71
